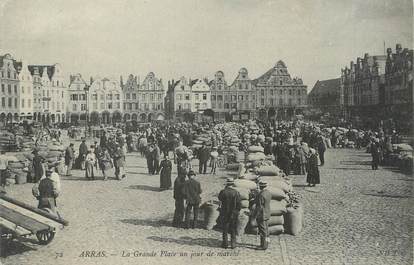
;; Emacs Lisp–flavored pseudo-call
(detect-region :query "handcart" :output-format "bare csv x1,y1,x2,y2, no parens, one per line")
0,194,68,245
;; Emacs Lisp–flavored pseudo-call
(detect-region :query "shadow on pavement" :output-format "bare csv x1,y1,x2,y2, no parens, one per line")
147,236,222,248
331,167,371,171
0,239,37,258
61,175,91,181
340,161,372,166
120,217,172,227
127,185,160,192
361,191,412,199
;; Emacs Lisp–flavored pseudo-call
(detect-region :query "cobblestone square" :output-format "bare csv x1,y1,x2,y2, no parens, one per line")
1,147,412,265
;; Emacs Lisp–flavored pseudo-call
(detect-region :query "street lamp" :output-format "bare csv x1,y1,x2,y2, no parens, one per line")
84,84,90,138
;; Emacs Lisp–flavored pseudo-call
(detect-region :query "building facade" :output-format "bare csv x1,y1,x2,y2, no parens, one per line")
308,78,341,117
67,73,88,124
87,77,123,124
209,71,232,120
121,74,140,121
383,44,413,132
227,68,257,121
28,64,67,123
137,72,165,121
340,53,386,126
18,61,34,121
0,54,21,123
253,60,307,120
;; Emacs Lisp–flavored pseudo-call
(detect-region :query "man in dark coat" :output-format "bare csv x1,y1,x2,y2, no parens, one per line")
370,139,381,170
218,178,241,249
197,143,210,174
172,173,187,227
65,143,75,176
100,131,107,149
32,149,45,182
255,180,271,250
317,136,326,166
33,169,59,214
183,170,202,229
79,139,88,170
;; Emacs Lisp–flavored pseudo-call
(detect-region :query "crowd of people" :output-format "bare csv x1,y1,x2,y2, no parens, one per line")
1,118,409,251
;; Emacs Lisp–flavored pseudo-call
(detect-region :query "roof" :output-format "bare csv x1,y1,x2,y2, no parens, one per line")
0,54,22,72
28,65,56,80
309,78,341,96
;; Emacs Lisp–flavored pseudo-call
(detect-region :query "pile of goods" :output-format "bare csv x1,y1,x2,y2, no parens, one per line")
4,154,29,185
0,131,18,152
208,121,304,236
392,144,413,174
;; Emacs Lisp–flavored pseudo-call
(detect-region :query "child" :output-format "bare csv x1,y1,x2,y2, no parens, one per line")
210,146,219,174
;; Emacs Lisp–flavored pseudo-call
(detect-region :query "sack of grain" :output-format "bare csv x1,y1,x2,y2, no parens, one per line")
270,200,288,216
202,203,220,230
268,225,284,235
233,186,250,200
284,203,303,235
268,186,287,200
248,146,264,153
247,152,266,162
236,211,250,236
259,177,292,193
242,171,258,181
256,165,281,176
234,179,257,190
268,215,284,226
240,199,249,209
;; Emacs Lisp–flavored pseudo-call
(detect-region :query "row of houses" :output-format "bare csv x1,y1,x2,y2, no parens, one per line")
0,54,308,124
308,44,413,130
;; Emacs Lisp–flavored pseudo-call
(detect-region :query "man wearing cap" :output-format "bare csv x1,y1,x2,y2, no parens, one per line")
33,167,59,215
32,149,45,183
172,173,187,227
79,139,88,170
218,178,241,249
183,170,202,229
255,180,271,250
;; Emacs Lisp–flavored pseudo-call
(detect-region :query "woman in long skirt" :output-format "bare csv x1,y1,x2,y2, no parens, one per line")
100,147,113,180
159,154,172,190
85,150,96,180
306,148,320,187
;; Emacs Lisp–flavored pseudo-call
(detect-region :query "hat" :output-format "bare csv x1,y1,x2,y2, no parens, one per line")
258,180,268,187
225,178,235,186
188,170,196,177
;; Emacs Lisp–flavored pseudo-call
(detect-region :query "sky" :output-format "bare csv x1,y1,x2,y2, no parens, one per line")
0,0,412,90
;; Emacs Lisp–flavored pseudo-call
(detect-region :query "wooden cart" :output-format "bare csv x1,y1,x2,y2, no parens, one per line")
0,194,68,245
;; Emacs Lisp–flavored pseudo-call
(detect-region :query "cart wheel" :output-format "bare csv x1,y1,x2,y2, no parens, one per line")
36,230,55,245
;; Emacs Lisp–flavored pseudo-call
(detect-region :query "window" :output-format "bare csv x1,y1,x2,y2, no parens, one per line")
217,95,223,101
232,95,236,101
195,94,199,100
8,85,11,94
132,93,136,100
107,94,113,100
22,86,25,94
108,103,113,109
203,93,207,100
142,94,146,100
270,89,273,96
126,93,130,100
21,99,25,108
28,99,31,108
298,99,301,105
47,90,49,97
238,95,243,100
150,94,154,100
261,89,264,96
289,90,292,96
185,94,190,100
73,104,77,111
152,103,155,110
218,102,222,108
135,103,139,110
202,103,207,109
62,91,64,98
115,94,120,100
158,94,162,100
129,103,133,110
195,103,200,109
211,95,216,100
1,98,4,107
7,71,10,78
92,94,98,100
270,98,274,106
177,94,182,100
178,104,182,110
279,90,282,95
81,104,86,111
224,103,229,109
116,102,120,109
261,98,264,105
1,84,4,92
80,94,86,101
279,98,283,105
100,102,105,109
280,80,283,85
224,95,229,101
212,102,216,108
246,95,249,100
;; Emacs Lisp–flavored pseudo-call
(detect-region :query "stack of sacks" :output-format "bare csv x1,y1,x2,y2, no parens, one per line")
20,136,36,152
7,155,29,184
247,177,290,235
0,132,17,152
246,145,266,166
233,179,256,235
